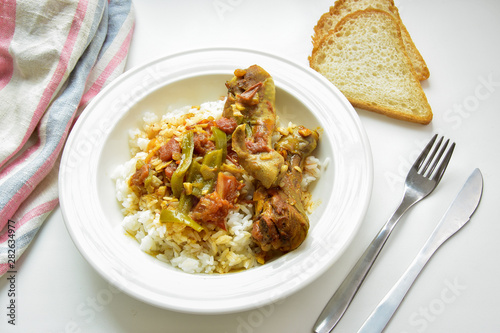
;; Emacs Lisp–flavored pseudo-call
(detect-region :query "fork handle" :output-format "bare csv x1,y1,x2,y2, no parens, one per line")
313,196,417,333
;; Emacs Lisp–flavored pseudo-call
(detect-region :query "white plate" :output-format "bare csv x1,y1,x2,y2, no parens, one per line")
59,47,373,314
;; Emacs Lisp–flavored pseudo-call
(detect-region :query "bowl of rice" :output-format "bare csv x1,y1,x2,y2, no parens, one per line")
59,48,372,314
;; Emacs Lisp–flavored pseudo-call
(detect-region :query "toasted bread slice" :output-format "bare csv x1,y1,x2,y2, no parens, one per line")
312,0,429,81
309,9,433,124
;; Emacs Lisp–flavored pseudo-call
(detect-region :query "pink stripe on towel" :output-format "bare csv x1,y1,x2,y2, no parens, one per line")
0,0,88,170
79,24,134,109
0,199,59,244
0,119,72,230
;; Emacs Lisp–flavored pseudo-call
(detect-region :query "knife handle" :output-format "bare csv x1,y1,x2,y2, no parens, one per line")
357,169,483,333
356,238,437,333
357,219,472,333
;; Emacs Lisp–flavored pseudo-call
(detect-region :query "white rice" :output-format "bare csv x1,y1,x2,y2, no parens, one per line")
112,99,321,274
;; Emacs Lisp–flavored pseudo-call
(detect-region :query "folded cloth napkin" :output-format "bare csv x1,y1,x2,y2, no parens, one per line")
0,0,135,277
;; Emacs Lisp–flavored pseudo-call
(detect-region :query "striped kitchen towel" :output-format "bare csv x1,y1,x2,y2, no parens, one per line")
0,0,135,277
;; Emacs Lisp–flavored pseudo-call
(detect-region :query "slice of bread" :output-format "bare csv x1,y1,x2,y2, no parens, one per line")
312,0,429,81
309,9,433,124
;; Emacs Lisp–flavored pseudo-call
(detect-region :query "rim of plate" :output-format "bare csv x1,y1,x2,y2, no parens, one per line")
59,47,373,314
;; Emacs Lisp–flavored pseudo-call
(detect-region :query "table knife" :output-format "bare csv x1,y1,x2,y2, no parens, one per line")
357,168,483,333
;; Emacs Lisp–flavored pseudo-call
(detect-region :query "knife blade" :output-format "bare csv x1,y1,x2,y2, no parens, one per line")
357,168,483,333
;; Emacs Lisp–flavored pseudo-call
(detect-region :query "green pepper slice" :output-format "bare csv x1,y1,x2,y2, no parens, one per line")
170,131,194,198
212,127,227,161
159,209,203,232
186,160,204,198
185,149,223,198
199,149,223,194
178,192,193,215
143,170,154,193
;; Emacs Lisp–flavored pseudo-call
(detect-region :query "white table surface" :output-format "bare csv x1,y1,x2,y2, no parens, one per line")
2,0,499,332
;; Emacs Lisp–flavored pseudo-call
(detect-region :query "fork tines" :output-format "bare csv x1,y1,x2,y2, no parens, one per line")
414,134,455,181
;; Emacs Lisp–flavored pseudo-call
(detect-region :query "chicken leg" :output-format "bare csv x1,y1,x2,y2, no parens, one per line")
252,125,319,262
223,65,285,188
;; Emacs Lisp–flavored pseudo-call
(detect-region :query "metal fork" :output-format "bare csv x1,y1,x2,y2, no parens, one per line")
313,134,455,333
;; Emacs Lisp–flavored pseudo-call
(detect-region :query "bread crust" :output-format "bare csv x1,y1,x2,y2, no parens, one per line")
309,9,433,125
311,0,429,81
